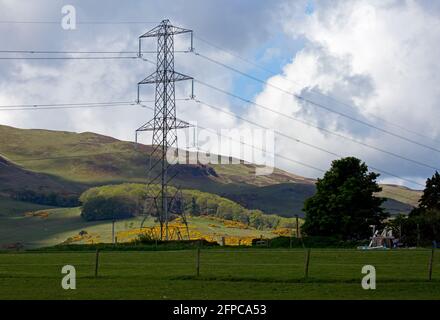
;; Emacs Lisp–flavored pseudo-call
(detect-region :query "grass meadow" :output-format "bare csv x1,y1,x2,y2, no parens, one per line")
0,248,438,300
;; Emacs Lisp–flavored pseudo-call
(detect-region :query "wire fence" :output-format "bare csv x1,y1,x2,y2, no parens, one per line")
0,248,437,283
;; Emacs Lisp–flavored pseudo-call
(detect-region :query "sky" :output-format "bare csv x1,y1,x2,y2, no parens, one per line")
0,0,440,189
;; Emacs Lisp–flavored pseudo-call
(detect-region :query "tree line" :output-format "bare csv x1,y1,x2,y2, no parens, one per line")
11,189,79,207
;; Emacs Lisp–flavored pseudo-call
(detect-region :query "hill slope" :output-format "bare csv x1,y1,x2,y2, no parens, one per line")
0,155,84,208
0,124,422,216
0,207,280,249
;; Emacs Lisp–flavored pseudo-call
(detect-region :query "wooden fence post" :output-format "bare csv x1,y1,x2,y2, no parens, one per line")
94,249,100,278
196,247,201,277
304,248,311,279
429,248,435,281
295,215,299,238
112,220,115,244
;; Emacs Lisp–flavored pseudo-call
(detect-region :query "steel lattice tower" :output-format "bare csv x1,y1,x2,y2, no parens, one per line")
136,20,193,240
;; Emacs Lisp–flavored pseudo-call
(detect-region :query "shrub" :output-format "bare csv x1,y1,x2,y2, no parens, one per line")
81,195,137,221
262,236,367,248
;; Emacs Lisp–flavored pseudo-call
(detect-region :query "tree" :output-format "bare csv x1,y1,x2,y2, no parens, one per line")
417,171,440,211
81,195,137,221
409,171,440,243
302,157,388,240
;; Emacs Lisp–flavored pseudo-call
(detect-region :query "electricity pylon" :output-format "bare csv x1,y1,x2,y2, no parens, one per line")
136,19,193,240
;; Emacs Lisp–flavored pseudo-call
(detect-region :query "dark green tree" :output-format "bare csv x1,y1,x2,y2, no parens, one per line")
81,195,137,221
302,157,388,240
409,172,440,243
417,171,440,211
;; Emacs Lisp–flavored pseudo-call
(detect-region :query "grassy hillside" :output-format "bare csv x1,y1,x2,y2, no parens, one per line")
0,196,54,217
0,156,84,205
0,124,422,216
224,182,315,217
379,184,422,207
0,207,280,249
0,125,297,187
223,182,419,217
0,125,150,183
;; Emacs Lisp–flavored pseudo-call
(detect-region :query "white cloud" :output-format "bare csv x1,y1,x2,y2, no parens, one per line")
0,1,245,144
244,0,440,187
1,0,440,188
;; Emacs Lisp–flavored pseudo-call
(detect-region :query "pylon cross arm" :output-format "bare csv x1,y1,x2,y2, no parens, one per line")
136,117,193,132
140,24,192,38
138,71,193,85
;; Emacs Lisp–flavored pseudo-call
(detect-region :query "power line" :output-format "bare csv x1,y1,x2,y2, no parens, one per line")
193,51,440,155
0,20,159,25
0,56,139,60
194,35,440,146
195,79,440,172
0,50,153,54
0,105,137,112
0,101,136,108
0,99,190,111
0,52,188,60
191,98,425,188
0,101,144,111
0,50,189,54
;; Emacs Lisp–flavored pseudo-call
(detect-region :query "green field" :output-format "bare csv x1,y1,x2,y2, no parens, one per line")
0,207,277,249
0,249,438,299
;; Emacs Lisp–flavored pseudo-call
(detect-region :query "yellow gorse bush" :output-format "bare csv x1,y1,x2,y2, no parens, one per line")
116,220,256,246
24,211,49,219
273,227,294,237
63,232,100,244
